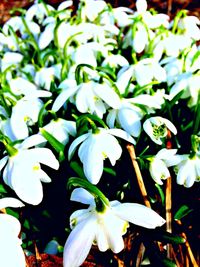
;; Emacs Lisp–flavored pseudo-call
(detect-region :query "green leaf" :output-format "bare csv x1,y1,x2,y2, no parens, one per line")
103,167,116,176
40,128,65,161
174,205,193,220
70,161,86,179
68,177,110,206
0,184,7,194
151,229,185,244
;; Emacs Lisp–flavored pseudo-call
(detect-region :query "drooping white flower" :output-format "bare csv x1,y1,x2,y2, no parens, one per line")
21,118,77,148
149,148,180,185
1,51,23,72
0,144,59,205
25,2,55,24
107,91,165,137
0,197,26,267
169,72,200,107
53,79,121,118
178,15,200,41
174,154,200,188
143,117,177,145
34,64,61,90
63,188,165,267
79,0,107,22
10,97,44,140
68,128,135,184
9,77,52,98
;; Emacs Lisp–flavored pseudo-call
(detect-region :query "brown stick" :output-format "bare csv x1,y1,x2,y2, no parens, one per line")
176,220,199,267
126,143,151,208
166,176,173,259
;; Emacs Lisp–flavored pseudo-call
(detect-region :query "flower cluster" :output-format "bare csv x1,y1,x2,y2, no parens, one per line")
0,0,199,266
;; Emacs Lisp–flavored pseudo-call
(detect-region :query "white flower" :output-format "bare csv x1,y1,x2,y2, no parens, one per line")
21,118,77,148
169,72,200,107
79,0,107,22
0,144,59,205
178,16,200,41
149,148,180,185
35,64,61,90
143,117,177,145
175,154,200,188
107,91,166,138
25,2,55,23
63,188,165,267
68,128,135,184
102,54,129,68
0,197,26,267
53,79,121,118
9,77,52,98
1,52,23,72
10,97,44,140
106,99,143,137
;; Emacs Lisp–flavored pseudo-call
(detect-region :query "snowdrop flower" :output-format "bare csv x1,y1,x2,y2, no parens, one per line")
68,128,135,184
63,188,165,267
2,16,40,39
174,153,200,188
0,144,59,205
169,72,200,107
53,79,121,118
10,97,44,140
149,148,179,185
9,77,52,98
178,16,200,41
79,0,107,22
160,57,184,86
25,2,55,24
106,99,143,137
134,58,166,86
107,91,165,137
116,59,166,90
35,64,61,90
123,22,150,54
22,118,77,148
143,117,177,145
102,53,129,68
1,51,23,72
0,197,26,267
152,33,192,61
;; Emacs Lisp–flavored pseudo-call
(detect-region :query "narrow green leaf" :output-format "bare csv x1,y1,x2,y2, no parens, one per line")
40,128,65,161
174,205,193,220
70,161,86,179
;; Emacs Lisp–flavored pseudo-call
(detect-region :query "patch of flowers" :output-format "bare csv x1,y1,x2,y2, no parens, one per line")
0,0,199,266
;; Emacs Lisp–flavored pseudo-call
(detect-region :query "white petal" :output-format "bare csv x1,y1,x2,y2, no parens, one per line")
70,188,95,205
0,197,24,209
63,217,96,267
162,118,177,135
20,134,46,149
52,87,77,112
114,203,165,228
0,156,8,172
11,166,43,205
94,83,121,109
149,158,169,185
27,148,59,170
107,128,136,145
118,108,142,137
68,133,89,161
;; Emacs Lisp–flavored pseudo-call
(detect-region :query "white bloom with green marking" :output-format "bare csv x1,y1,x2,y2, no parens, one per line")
143,116,177,145
0,145,59,205
68,128,135,184
63,188,165,267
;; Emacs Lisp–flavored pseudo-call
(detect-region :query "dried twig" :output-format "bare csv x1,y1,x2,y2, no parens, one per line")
126,143,151,208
